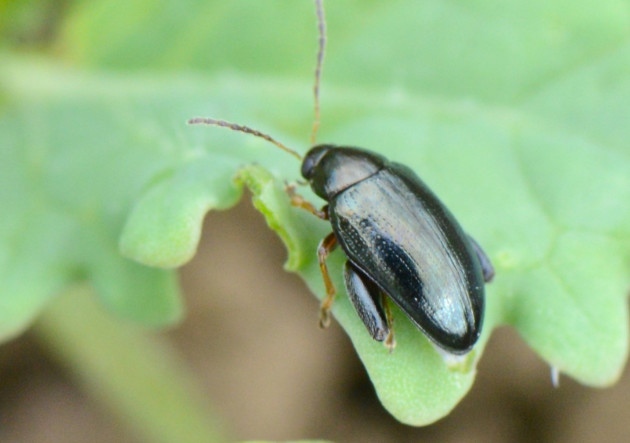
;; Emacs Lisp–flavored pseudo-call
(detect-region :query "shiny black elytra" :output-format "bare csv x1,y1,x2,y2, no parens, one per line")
300,145,494,354
188,0,494,354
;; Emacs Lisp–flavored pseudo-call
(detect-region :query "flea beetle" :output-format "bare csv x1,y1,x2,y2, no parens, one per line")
189,0,494,354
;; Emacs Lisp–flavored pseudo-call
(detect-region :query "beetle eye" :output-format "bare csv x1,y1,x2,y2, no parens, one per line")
301,155,316,180
301,145,332,180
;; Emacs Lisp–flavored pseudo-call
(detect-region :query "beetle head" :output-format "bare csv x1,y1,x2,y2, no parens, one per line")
300,144,331,182
301,145,386,200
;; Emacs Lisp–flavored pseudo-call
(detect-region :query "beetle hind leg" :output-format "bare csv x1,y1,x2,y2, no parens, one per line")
467,235,495,283
381,293,396,351
344,262,395,351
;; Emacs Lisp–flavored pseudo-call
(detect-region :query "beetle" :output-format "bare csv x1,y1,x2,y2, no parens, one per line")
189,0,494,354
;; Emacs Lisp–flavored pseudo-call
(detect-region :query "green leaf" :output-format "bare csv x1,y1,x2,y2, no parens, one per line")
1,0,629,426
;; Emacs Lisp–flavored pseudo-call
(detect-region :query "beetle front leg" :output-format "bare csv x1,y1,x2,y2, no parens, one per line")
286,183,328,220
317,232,338,328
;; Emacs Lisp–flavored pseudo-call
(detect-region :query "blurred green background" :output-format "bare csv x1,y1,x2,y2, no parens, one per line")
1,0,630,441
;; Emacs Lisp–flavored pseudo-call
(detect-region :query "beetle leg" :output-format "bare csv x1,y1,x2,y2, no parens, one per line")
467,235,495,283
344,262,394,350
381,293,396,352
318,232,338,328
286,183,328,220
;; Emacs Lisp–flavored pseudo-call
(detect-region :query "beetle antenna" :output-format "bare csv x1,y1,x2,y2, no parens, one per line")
188,117,303,161
311,0,326,145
